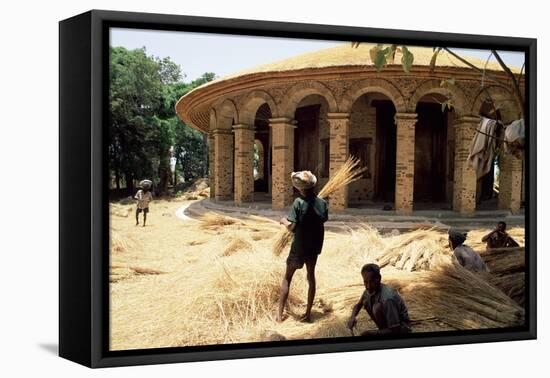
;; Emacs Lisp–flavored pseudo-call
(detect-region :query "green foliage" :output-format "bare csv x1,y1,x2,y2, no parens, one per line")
401,46,414,73
109,46,215,195
369,44,413,72
253,143,259,175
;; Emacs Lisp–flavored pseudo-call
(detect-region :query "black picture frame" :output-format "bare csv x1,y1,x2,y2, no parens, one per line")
59,9,537,368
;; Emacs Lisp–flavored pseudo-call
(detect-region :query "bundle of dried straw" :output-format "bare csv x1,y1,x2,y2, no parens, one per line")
272,156,367,256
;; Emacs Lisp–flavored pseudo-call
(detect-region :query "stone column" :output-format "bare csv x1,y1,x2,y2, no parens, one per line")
269,117,295,210
328,113,351,212
499,152,523,213
452,116,478,215
394,113,417,215
207,134,216,199
212,128,233,201
233,124,255,204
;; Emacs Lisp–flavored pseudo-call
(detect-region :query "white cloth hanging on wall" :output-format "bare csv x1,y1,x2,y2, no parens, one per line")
468,117,498,179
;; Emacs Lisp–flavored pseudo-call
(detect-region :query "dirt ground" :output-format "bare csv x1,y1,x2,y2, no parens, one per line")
109,197,525,351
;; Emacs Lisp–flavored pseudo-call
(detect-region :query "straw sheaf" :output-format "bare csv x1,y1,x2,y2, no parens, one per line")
272,156,367,256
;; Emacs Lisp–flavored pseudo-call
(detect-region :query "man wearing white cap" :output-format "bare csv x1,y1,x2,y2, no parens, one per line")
134,180,153,227
277,171,329,323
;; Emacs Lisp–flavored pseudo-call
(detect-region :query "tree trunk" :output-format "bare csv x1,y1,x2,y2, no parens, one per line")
173,157,179,188
115,169,121,190
125,172,134,195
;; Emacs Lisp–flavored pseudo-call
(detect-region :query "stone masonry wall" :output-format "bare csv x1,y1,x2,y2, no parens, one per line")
328,114,350,211
452,116,478,215
270,119,295,210
233,125,255,204
213,129,233,200
349,97,376,202
499,152,523,213
394,113,417,215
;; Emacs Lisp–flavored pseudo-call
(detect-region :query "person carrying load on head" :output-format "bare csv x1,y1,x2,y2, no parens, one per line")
134,179,153,227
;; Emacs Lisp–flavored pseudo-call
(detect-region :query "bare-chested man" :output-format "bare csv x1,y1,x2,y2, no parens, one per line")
482,221,519,249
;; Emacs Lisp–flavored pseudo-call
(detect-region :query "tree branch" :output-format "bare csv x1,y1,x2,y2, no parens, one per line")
443,48,510,87
491,50,524,115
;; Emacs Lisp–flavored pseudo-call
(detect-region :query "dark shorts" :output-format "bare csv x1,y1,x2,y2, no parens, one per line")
137,208,149,214
286,253,318,269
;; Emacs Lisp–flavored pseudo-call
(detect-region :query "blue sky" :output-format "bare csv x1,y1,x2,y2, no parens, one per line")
110,28,525,82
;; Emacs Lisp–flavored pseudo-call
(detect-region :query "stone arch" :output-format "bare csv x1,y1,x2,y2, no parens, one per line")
239,90,278,125
340,78,407,113
470,85,522,123
279,81,338,117
214,98,239,129
409,79,469,116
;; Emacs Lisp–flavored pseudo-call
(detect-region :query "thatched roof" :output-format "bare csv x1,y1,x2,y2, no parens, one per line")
176,43,523,132
202,43,522,88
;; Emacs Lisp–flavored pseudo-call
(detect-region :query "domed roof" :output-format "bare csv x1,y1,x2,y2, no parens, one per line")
176,43,522,132
204,43,521,87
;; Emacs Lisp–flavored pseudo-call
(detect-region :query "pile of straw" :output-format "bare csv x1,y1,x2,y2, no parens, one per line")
222,235,253,256
199,212,242,229
110,264,165,283
273,156,367,256
375,228,451,271
386,262,524,329
109,198,526,350
480,246,525,306
110,230,139,254
110,203,133,218
186,249,308,342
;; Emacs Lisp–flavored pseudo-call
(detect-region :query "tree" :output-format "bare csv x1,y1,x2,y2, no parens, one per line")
157,72,216,188
110,47,166,193
109,44,215,196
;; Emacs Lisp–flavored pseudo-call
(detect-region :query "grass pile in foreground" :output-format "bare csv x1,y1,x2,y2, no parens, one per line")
109,200,526,350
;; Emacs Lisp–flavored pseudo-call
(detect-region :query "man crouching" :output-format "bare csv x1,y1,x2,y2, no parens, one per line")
347,263,411,336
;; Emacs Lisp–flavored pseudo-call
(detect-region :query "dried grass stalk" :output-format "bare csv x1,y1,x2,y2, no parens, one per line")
199,212,241,229
479,246,525,306
375,228,450,271
272,156,366,256
111,230,139,254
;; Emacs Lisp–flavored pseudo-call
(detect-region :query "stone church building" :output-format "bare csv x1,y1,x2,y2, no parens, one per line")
176,43,524,215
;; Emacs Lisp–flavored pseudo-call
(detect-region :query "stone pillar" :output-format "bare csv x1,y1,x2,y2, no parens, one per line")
328,113,351,212
207,134,216,199
269,117,295,210
212,128,233,201
394,113,417,215
499,152,523,213
233,124,255,204
452,116,478,215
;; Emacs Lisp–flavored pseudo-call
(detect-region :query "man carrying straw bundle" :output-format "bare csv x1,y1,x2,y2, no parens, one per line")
276,171,328,323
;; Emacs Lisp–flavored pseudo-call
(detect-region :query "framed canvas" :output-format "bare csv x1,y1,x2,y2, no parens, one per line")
59,9,536,368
